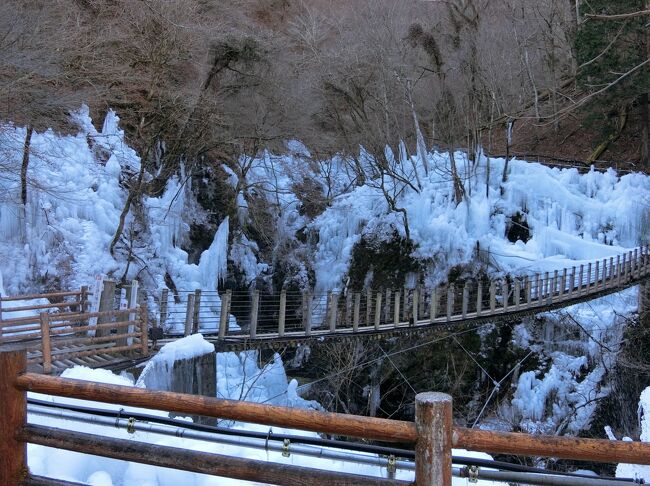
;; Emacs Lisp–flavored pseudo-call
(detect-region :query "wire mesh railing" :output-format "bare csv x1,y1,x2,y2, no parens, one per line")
162,246,648,341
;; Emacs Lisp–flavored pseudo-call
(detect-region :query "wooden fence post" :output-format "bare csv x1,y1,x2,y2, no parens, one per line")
601,259,607,290
160,289,169,328
560,269,566,299
184,294,195,337
96,279,116,338
475,283,482,316
502,280,509,311
40,312,52,374
249,290,259,339
525,277,531,306
0,349,27,486
192,289,202,334
278,290,286,337
415,392,452,486
535,274,542,302
384,290,392,324
586,264,592,291
218,290,231,338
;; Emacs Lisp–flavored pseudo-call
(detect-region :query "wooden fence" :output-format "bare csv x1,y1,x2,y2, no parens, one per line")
164,247,649,343
1,348,649,485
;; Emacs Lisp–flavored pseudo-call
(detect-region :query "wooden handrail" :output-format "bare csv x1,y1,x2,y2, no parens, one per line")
12,372,650,465
14,373,417,443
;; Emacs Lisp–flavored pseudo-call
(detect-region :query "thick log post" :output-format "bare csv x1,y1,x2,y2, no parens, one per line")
40,312,52,374
415,392,452,486
218,290,231,338
192,289,202,334
0,349,27,486
249,290,259,339
278,289,286,337
184,294,195,337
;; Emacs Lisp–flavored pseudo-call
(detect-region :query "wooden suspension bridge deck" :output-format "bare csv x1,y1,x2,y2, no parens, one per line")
166,247,650,350
2,247,649,370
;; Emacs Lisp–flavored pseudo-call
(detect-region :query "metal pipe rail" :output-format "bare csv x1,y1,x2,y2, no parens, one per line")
2,349,650,486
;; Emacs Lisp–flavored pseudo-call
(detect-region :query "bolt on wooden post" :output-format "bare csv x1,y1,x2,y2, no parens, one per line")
415,392,452,486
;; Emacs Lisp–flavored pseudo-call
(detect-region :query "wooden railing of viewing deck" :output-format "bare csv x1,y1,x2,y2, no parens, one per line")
2,349,650,486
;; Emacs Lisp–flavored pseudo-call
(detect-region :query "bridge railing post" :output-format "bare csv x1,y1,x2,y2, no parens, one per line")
384,290,392,325
593,262,599,292
502,280,509,311
218,290,231,338
475,283,482,316
192,289,202,334
430,289,438,322
461,283,469,318
160,288,169,328
525,277,531,306
412,287,419,325
586,263,592,292
446,285,455,322
278,290,286,337
415,392,452,486
249,290,259,339
329,292,338,333
374,292,382,330
616,256,622,287
514,279,521,311
489,282,496,312
184,294,195,337
560,269,567,299
535,274,542,303
353,292,360,332
363,289,371,327
304,292,312,337
0,349,27,486
393,291,400,327
140,302,149,357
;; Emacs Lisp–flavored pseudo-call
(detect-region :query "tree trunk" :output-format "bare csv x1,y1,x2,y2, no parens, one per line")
20,125,33,206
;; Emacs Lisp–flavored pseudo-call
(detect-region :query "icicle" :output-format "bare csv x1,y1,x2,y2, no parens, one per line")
198,216,229,290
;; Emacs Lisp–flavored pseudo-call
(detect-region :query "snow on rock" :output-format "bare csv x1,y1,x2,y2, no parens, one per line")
136,334,215,390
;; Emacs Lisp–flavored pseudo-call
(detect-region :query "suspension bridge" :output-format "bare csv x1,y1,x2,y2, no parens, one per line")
1,247,648,370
